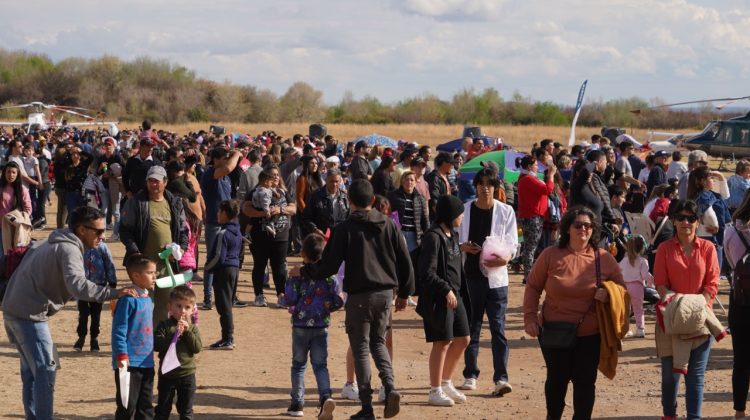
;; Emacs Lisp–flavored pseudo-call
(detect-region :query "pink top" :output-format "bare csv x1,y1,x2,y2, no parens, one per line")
617,256,653,285
179,223,198,271
0,184,32,220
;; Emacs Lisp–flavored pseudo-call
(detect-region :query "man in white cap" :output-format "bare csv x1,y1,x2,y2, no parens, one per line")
120,165,188,324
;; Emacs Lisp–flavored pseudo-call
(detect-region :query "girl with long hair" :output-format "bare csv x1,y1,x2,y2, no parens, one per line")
0,161,32,255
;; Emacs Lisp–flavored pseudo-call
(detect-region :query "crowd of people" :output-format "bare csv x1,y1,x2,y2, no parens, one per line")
1,122,750,420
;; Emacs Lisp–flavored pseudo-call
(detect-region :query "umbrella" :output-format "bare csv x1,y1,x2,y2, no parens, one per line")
353,134,398,149
459,150,545,183
436,135,496,153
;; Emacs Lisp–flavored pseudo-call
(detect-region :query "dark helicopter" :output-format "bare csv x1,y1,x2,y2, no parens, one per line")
631,95,750,158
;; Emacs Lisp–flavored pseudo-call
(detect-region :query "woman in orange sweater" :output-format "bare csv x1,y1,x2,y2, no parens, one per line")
523,206,624,420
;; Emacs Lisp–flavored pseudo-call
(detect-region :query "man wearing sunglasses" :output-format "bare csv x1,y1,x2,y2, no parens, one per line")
2,206,138,420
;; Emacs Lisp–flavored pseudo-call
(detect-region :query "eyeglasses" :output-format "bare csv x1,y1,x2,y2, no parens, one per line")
673,214,698,223
572,221,593,230
82,225,106,236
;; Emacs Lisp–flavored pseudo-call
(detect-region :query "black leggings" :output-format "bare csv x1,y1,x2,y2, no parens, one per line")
730,301,750,412
250,238,287,296
540,334,601,420
77,300,103,339
213,266,238,341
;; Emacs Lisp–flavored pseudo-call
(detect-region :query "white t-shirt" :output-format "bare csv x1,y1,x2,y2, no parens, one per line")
666,161,688,181
22,156,38,178
637,167,650,184
7,155,28,179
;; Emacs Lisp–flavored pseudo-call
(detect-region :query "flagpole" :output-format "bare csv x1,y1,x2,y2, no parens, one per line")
568,80,588,146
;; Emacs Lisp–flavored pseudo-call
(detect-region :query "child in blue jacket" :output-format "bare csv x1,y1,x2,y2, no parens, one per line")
75,241,117,352
112,254,157,420
284,233,344,419
205,199,243,350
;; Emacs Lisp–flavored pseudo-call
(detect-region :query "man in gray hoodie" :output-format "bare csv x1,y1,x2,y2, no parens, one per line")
2,206,134,420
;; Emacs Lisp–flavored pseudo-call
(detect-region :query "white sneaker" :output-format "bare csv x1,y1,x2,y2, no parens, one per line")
492,380,513,397
458,377,477,390
624,330,635,338
377,385,386,403
428,388,455,406
341,382,360,401
407,297,417,306
253,295,268,307
442,381,467,403
635,328,645,338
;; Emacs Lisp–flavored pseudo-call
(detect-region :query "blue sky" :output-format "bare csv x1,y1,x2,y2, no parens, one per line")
3,0,749,107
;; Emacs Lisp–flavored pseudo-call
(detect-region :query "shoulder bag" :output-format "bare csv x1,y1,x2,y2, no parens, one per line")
538,251,601,349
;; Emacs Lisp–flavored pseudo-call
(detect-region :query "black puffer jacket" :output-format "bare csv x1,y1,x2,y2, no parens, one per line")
388,187,429,246
301,186,350,235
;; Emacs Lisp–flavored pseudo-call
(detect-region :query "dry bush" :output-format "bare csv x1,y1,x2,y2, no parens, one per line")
133,122,670,152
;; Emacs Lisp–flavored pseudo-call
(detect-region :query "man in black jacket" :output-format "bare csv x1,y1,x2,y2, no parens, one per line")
120,165,188,324
349,140,372,180
301,168,349,236
302,179,414,420
424,152,454,221
122,138,162,198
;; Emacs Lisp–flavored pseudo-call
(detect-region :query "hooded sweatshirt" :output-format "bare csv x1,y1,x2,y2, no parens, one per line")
301,209,415,298
204,220,242,271
1,229,117,321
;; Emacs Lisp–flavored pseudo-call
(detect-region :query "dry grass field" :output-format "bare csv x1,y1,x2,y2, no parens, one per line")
143,122,669,153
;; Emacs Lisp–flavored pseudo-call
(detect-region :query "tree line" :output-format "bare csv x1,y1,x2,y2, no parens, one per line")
0,49,731,129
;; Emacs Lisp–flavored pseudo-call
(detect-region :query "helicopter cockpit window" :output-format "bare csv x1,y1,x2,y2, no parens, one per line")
708,123,720,138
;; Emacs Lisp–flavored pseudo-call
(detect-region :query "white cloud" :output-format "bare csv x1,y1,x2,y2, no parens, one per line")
399,0,506,20
1,0,749,105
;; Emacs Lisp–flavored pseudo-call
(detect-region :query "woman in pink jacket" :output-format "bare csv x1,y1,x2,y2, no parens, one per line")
0,161,32,256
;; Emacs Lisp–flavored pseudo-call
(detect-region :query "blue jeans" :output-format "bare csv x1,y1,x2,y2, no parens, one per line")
661,338,712,419
4,315,58,420
290,327,331,405
202,222,221,304
463,282,509,383
65,190,86,219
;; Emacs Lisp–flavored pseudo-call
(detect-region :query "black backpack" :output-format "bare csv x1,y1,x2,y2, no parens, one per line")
732,232,750,306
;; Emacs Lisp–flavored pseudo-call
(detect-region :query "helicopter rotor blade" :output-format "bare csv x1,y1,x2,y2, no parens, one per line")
0,104,35,111
631,95,750,113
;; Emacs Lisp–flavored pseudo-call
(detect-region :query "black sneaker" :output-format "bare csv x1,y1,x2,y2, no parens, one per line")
349,404,375,420
90,338,100,352
383,390,401,418
200,302,213,310
286,401,304,417
74,337,84,352
233,300,250,308
318,398,335,420
209,339,235,350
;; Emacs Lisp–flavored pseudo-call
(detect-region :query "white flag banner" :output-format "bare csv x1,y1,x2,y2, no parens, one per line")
568,80,588,146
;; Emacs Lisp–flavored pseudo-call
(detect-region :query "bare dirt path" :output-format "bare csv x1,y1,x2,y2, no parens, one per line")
0,201,738,420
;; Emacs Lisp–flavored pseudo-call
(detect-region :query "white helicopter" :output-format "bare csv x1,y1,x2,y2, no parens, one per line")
0,101,119,136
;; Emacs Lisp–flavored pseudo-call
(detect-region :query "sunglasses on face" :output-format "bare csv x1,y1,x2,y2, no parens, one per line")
673,214,698,223
572,221,593,230
82,225,106,236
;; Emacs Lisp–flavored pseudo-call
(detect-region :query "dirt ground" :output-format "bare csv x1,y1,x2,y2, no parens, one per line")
0,200,740,420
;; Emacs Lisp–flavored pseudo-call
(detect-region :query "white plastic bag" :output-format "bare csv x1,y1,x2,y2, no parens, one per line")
480,235,516,288
118,360,130,408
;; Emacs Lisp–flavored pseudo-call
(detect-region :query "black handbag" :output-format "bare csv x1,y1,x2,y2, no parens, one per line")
538,251,602,349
